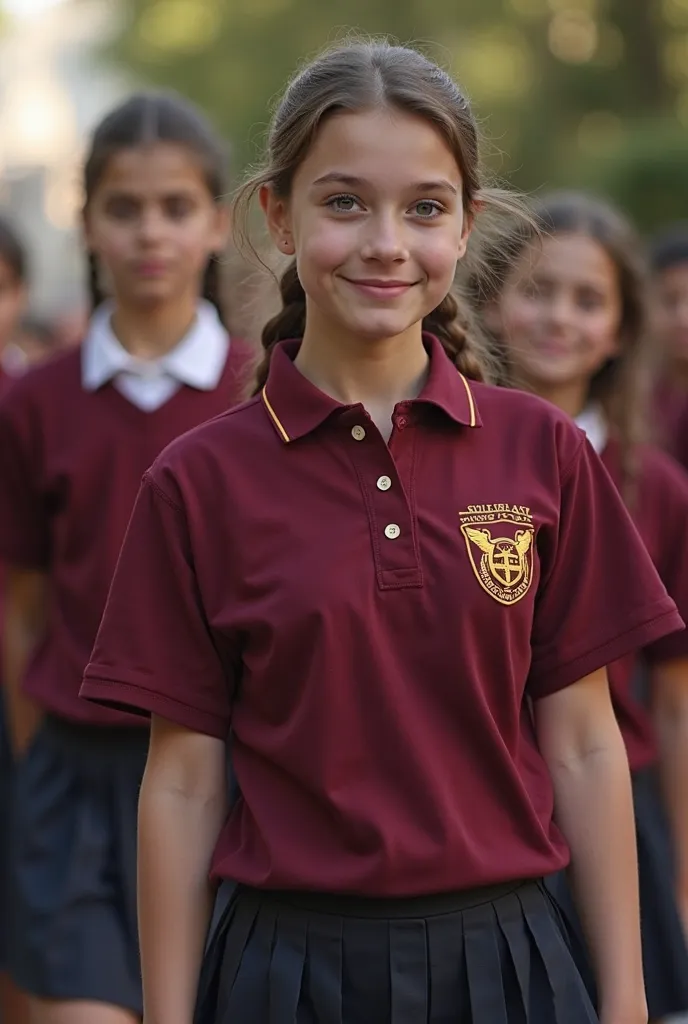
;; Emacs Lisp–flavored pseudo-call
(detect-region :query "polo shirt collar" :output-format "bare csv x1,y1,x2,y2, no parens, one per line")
82,300,229,392
261,334,482,443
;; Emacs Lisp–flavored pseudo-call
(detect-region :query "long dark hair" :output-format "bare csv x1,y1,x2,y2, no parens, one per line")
83,92,229,325
0,217,27,284
233,38,528,392
469,191,650,498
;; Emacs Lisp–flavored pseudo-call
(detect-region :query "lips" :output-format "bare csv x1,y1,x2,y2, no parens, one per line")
343,278,417,299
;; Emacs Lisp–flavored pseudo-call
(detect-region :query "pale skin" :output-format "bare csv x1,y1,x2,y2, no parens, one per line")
3,142,228,1024
137,108,645,1024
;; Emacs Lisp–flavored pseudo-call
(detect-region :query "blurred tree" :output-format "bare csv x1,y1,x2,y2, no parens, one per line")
107,0,688,226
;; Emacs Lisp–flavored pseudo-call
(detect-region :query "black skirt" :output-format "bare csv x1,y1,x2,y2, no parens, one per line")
6,715,148,1012
195,878,598,1023
0,690,12,970
547,768,688,1020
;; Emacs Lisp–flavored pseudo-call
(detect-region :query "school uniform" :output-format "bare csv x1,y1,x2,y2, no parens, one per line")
651,378,688,473
0,302,253,1012
81,336,683,1023
548,405,688,1020
0,364,15,974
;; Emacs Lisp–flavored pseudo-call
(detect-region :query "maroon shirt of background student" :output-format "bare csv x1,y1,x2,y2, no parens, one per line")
82,336,683,895
0,339,253,726
602,441,688,770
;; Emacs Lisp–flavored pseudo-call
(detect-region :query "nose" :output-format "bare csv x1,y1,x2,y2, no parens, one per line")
137,207,166,246
360,211,409,263
546,292,576,329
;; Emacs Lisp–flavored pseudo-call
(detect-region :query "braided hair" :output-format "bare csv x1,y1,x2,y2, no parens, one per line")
83,92,230,326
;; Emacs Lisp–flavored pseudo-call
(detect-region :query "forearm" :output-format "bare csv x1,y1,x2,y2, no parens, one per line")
550,731,644,1021
138,768,226,1024
3,612,43,756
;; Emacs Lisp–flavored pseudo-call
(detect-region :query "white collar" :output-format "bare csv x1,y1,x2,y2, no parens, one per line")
81,300,229,392
575,404,609,455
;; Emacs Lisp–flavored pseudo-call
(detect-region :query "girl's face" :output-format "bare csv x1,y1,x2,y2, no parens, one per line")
0,257,27,349
497,232,623,397
84,142,228,311
652,261,688,367
261,107,471,347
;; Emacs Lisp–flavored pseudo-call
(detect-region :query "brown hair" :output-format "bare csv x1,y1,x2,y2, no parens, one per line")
468,190,650,499
0,217,27,284
83,92,230,325
232,38,525,392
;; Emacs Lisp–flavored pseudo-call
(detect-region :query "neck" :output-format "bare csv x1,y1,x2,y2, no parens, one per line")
517,373,590,419
109,294,200,360
667,356,688,389
295,320,430,419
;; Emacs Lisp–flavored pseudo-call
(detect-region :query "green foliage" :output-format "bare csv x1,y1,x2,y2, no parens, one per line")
106,0,688,228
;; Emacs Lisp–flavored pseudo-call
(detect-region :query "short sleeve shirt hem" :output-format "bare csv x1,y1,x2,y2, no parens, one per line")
529,600,682,700
80,675,229,740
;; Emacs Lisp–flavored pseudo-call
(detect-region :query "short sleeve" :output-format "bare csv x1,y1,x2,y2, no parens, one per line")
642,451,688,664
528,438,684,700
0,389,51,568
81,471,233,739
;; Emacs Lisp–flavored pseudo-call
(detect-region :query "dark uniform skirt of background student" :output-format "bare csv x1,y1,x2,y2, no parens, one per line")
195,879,597,1024
0,690,12,973
548,768,688,1021
6,717,149,1011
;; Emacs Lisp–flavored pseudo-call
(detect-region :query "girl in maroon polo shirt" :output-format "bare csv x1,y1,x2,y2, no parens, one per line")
0,94,252,1024
648,224,688,471
0,217,31,1024
482,190,688,1022
82,42,681,1024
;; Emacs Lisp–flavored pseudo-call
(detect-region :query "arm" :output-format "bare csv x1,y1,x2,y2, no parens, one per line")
138,714,227,1024
534,668,646,1024
651,656,688,933
3,566,47,756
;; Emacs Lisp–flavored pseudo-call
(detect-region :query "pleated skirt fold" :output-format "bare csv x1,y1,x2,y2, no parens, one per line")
196,879,598,1024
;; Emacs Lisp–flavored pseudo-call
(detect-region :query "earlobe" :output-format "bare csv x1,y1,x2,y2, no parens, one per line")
259,184,293,253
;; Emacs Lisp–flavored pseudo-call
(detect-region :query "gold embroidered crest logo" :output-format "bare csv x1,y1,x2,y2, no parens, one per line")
459,505,535,605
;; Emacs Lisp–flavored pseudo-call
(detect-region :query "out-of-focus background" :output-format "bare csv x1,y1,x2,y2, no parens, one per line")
1,0,687,335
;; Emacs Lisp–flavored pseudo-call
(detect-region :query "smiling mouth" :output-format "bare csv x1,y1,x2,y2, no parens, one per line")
342,278,418,298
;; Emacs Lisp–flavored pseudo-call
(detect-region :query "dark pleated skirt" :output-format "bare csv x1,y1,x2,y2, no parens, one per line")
195,878,598,1024
546,768,688,1020
6,715,148,1012
0,691,12,969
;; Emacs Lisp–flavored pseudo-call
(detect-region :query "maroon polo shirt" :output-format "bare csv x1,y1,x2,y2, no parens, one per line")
652,379,688,472
82,336,682,894
602,441,688,769
0,338,253,726
0,365,13,689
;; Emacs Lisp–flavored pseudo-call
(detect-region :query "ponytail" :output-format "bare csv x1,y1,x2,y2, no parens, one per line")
252,260,306,393
423,287,496,384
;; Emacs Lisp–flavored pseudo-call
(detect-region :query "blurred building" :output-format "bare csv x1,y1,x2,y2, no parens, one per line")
0,0,133,318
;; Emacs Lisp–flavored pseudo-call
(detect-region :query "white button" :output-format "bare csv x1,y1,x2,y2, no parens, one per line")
351,425,366,441
377,475,392,491
384,523,401,540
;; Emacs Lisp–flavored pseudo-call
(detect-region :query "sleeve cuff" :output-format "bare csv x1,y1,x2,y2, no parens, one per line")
529,604,685,700
80,675,230,740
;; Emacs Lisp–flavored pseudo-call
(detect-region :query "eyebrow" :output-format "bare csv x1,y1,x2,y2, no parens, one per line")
310,172,458,195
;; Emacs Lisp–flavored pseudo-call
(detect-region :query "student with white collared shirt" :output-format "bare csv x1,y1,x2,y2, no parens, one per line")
0,93,252,1024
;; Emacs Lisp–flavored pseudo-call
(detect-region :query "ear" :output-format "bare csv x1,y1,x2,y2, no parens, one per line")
456,208,474,262
259,184,294,255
